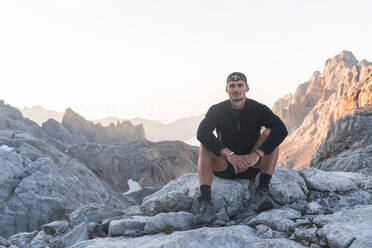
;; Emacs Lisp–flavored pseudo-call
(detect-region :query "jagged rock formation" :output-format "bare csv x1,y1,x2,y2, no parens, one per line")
310,110,372,175
0,130,133,239
93,115,204,143
18,105,203,144
1,168,370,247
57,108,146,143
273,51,372,169
20,106,63,125
66,140,198,192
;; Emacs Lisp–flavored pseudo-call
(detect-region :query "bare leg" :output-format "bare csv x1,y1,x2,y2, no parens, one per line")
250,129,279,175
197,144,227,186
197,128,279,186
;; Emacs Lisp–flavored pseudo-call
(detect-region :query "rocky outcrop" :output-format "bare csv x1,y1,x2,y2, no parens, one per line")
311,110,372,175
0,100,199,240
57,108,146,144
20,106,63,126
0,100,52,142
0,130,133,239
274,51,372,169
66,140,198,192
1,167,370,247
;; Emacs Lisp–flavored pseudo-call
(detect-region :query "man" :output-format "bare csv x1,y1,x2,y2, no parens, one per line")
194,72,288,224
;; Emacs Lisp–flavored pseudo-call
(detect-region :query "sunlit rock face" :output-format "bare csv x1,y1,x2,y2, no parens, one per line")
273,50,372,169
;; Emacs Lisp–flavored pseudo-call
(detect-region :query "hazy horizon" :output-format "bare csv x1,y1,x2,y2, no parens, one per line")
1,0,372,123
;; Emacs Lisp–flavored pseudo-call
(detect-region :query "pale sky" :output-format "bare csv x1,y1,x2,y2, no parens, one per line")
1,0,371,123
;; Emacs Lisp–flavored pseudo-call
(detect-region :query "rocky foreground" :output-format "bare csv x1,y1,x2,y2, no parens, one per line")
0,167,370,248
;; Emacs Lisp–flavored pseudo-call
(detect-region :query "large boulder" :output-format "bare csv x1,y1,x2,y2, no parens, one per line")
294,205,372,248
0,142,132,238
141,174,251,219
311,110,372,175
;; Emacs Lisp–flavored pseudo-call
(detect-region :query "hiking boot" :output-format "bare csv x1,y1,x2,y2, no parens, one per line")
193,196,216,225
253,187,274,212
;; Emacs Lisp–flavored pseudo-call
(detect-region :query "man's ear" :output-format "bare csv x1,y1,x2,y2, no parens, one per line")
245,83,249,92
226,85,228,93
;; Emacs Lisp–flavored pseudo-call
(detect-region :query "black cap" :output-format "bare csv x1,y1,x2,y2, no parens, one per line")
226,72,247,84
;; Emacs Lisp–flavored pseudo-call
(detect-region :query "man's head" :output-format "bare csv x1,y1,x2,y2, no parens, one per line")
226,72,249,102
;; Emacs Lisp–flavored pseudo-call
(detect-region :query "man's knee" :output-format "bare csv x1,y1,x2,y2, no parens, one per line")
199,144,214,156
199,144,227,170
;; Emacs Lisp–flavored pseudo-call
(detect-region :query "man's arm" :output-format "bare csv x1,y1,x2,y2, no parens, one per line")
256,104,288,155
197,105,226,156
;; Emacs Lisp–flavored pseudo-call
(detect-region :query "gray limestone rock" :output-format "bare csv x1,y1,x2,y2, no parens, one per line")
24,239,48,248
8,231,38,248
125,185,163,205
71,225,305,248
142,174,251,219
144,211,193,234
66,140,198,193
42,118,76,144
29,231,53,244
60,222,89,247
68,203,122,228
299,168,361,192
269,168,308,205
248,208,302,233
42,220,69,235
0,143,132,238
0,236,11,247
108,216,149,237
313,205,372,248
293,227,319,246
311,111,372,175
87,223,107,239
305,202,324,215
141,174,198,214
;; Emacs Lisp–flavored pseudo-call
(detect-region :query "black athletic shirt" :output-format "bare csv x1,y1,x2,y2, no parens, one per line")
197,98,288,156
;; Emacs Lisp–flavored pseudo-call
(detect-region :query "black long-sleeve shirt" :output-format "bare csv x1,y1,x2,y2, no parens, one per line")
197,98,288,156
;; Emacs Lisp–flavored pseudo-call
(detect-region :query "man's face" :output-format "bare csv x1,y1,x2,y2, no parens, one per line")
226,80,249,102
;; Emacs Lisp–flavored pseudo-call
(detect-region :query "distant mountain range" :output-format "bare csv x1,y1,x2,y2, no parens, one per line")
19,107,203,144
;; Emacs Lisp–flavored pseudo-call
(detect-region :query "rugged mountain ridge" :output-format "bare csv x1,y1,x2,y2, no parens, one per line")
60,108,146,143
18,106,203,143
273,51,372,169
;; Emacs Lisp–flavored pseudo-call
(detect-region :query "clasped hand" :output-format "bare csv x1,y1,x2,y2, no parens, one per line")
227,153,260,174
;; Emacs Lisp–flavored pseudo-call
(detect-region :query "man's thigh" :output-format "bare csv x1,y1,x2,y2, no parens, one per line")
211,154,228,172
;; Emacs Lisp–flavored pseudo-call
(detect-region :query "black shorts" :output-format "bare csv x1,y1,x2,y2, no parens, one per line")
213,162,260,180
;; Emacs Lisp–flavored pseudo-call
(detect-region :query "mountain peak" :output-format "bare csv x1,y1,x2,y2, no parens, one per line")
326,50,358,69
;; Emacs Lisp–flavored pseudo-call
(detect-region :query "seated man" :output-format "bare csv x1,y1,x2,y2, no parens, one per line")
195,72,288,224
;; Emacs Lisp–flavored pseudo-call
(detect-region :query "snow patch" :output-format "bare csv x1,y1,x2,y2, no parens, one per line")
1,144,14,152
124,179,142,194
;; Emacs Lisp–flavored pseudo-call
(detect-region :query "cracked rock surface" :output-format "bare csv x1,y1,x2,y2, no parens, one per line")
2,167,369,248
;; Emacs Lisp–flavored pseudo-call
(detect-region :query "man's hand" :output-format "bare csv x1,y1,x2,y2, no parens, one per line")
240,153,260,168
220,149,261,174
226,153,247,173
